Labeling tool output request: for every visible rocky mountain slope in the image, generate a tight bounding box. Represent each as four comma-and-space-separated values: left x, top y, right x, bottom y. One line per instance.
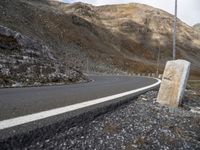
0, 0, 200, 83
0, 25, 87, 87
194, 23, 200, 32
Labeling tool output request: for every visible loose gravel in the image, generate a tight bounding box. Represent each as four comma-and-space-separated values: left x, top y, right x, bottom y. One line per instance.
2, 90, 200, 150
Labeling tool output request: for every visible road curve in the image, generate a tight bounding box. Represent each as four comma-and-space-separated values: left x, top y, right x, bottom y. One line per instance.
0, 75, 160, 136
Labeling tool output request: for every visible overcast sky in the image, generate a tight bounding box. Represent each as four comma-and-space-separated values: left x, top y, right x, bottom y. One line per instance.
61, 0, 200, 26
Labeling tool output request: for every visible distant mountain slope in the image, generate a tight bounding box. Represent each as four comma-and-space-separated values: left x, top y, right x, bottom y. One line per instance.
194, 23, 200, 32
0, 0, 200, 80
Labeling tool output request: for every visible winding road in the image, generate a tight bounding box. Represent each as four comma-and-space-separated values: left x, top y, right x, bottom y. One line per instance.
0, 75, 160, 139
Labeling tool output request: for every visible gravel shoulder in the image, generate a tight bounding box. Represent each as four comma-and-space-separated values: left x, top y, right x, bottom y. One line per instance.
1, 90, 200, 150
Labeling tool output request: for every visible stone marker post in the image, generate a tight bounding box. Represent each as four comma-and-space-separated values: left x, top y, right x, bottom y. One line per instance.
157, 59, 190, 107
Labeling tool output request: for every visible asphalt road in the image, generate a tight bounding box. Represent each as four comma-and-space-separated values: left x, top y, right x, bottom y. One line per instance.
0, 75, 159, 137
0, 75, 159, 121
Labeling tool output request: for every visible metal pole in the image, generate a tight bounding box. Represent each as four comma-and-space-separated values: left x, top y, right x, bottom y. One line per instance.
173, 0, 177, 60
156, 44, 160, 77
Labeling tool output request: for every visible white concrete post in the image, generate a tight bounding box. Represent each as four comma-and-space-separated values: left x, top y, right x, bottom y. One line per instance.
157, 59, 190, 107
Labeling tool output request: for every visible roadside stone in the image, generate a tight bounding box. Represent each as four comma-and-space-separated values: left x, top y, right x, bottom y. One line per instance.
157, 59, 191, 107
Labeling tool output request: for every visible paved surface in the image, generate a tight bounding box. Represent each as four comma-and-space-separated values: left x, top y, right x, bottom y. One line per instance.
8, 91, 198, 150
0, 75, 159, 140
0, 76, 157, 121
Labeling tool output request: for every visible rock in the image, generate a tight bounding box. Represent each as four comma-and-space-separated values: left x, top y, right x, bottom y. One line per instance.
0, 25, 88, 87
190, 107, 200, 114
12, 82, 22, 87
141, 97, 147, 101
157, 59, 191, 107
1, 0, 200, 79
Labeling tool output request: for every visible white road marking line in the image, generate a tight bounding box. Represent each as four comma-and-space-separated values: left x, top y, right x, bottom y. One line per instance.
0, 78, 161, 130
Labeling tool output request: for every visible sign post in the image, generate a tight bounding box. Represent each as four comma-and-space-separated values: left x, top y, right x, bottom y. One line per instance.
173, 0, 177, 60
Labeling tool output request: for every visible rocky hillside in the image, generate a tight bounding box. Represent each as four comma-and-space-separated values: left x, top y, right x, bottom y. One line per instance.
194, 23, 200, 32
0, 25, 87, 87
0, 0, 200, 81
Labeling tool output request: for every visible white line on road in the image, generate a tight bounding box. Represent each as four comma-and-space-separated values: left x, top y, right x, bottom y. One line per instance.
0, 78, 161, 130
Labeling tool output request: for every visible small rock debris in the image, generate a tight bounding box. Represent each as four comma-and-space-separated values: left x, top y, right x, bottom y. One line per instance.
1, 90, 199, 150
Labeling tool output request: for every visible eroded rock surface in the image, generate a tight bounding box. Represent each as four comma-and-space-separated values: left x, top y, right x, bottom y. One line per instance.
0, 25, 88, 87
1, 0, 200, 78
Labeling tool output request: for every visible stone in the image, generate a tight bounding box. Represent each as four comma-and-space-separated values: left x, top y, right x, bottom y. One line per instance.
0, 25, 88, 87
157, 59, 191, 107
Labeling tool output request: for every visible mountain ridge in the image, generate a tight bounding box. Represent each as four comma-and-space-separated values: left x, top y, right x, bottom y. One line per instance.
0, 0, 200, 85
194, 23, 200, 32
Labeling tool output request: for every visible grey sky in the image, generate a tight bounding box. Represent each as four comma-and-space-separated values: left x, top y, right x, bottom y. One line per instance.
63, 0, 200, 26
